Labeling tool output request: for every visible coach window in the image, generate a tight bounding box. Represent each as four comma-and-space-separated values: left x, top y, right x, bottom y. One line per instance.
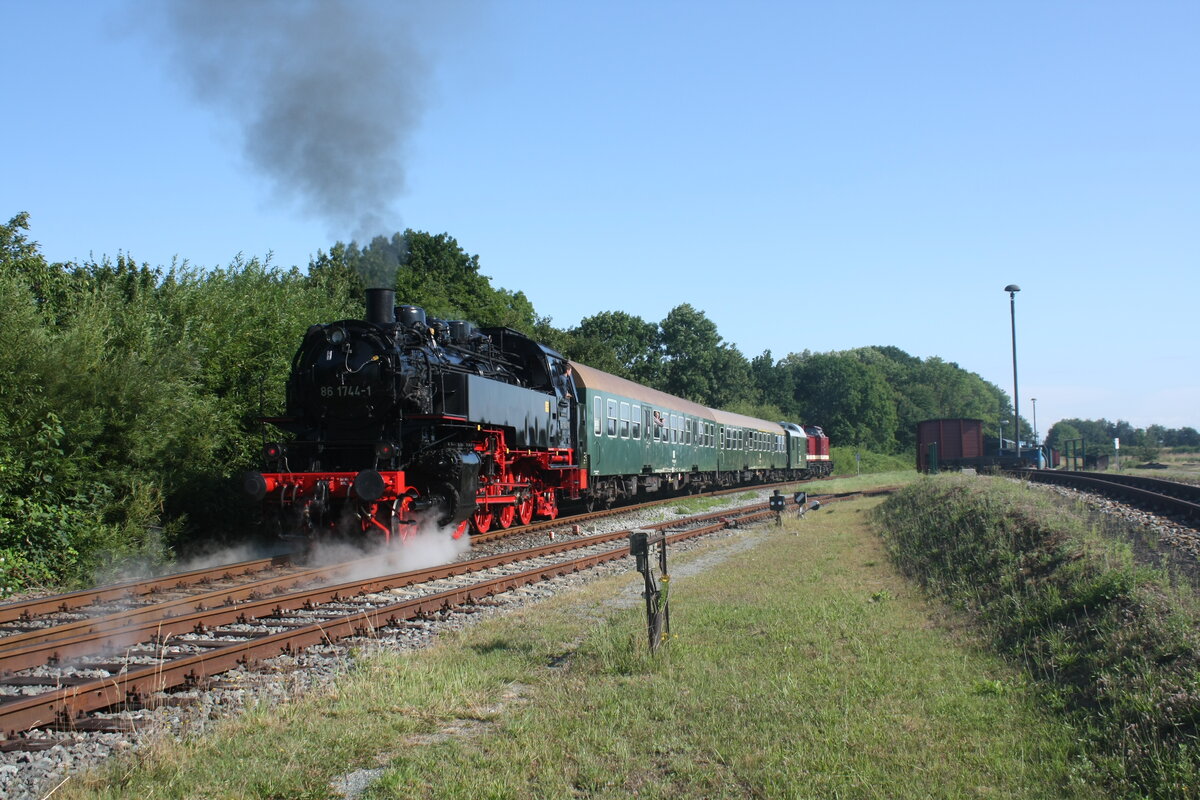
685, 418, 692, 445
672, 415, 680, 444
606, 399, 618, 437
620, 402, 630, 438
633, 405, 642, 439
593, 397, 602, 436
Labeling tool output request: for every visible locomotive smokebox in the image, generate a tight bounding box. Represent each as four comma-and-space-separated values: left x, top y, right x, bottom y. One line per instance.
365, 288, 396, 325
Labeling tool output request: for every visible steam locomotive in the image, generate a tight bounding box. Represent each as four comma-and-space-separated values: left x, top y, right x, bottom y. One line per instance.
244, 288, 831, 542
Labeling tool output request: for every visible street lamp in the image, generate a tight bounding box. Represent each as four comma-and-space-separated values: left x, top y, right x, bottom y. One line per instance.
1005, 284, 1021, 458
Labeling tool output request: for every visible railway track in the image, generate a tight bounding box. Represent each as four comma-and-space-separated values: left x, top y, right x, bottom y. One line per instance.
0, 489, 844, 746
0, 555, 303, 644
0, 477, 823, 650
1012, 469, 1200, 523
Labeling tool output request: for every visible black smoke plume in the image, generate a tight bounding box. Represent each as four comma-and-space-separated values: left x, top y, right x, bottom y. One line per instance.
148, 0, 429, 244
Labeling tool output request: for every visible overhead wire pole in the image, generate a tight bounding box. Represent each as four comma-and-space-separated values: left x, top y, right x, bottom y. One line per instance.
1005, 285, 1021, 460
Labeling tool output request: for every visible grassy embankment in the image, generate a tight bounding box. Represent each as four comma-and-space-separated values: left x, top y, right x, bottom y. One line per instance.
62, 472, 1104, 799
875, 475, 1200, 799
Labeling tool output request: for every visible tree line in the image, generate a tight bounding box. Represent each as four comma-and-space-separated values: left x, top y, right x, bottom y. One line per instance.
1, 213, 1190, 590
1046, 417, 1200, 464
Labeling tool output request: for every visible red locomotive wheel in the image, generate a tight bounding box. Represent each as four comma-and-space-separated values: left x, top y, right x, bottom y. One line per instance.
471, 507, 494, 534
517, 495, 535, 526
497, 504, 516, 529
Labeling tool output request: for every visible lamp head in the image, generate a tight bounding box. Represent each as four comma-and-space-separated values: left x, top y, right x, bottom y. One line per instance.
1004, 284, 1021, 293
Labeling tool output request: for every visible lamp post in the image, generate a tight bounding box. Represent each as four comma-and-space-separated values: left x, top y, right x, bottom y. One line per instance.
1004, 285, 1021, 458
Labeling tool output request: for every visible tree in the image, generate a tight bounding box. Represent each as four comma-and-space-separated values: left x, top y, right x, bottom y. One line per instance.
568, 311, 662, 384
0, 212, 67, 320
658, 304, 751, 408
782, 351, 898, 451
395, 231, 536, 332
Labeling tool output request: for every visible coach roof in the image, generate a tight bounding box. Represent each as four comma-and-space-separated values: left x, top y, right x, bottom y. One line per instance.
568, 362, 713, 418
708, 408, 786, 434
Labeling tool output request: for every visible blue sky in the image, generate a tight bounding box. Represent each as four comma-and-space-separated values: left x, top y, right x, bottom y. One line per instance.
4, 1, 1197, 434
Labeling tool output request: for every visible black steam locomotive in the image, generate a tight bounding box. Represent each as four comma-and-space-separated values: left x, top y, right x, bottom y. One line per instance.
244, 288, 579, 542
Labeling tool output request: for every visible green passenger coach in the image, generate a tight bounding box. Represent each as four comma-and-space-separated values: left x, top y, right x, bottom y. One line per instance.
568, 362, 821, 508
570, 362, 717, 507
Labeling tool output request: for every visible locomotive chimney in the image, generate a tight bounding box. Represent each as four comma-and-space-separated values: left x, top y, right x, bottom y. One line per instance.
365, 288, 396, 325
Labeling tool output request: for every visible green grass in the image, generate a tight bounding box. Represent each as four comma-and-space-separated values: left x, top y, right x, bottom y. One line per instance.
62, 481, 1099, 799
874, 475, 1200, 799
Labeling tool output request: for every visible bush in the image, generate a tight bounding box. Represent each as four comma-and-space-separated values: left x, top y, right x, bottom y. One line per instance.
830, 445, 910, 475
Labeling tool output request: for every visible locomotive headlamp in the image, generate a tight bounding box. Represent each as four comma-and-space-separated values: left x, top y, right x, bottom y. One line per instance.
375, 442, 397, 459
263, 442, 286, 460
329, 327, 347, 345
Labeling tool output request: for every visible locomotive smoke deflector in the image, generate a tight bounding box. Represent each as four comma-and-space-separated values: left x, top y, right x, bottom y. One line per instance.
365, 287, 396, 325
